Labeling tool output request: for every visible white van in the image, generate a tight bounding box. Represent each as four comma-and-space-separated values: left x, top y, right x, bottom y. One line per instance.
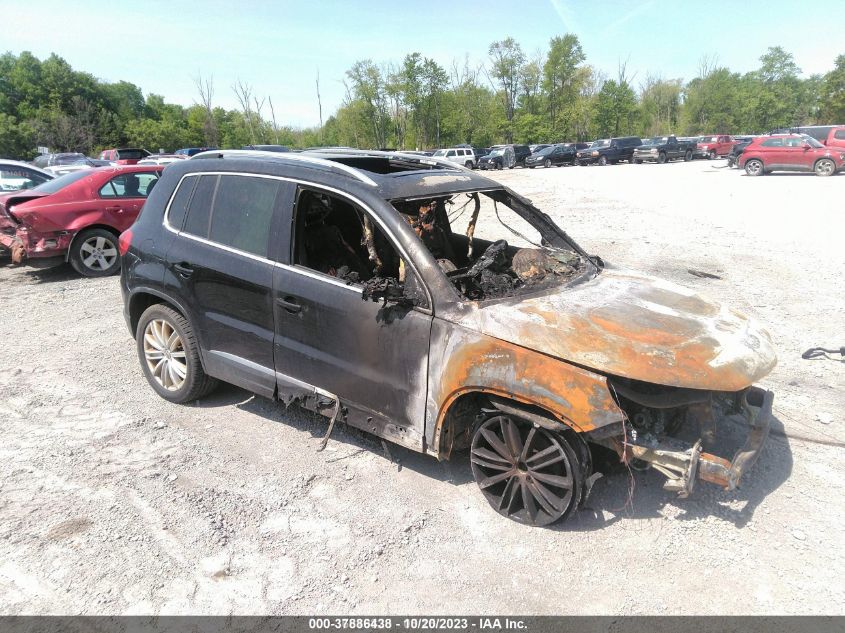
432, 147, 476, 169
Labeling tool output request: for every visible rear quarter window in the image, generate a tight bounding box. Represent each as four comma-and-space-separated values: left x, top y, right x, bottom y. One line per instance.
182, 175, 218, 238
834, 130, 845, 140
166, 175, 199, 231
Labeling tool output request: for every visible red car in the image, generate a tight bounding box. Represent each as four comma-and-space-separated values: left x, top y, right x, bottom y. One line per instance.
99, 148, 151, 165
823, 126, 845, 150
695, 134, 734, 159
739, 134, 845, 177
0, 165, 163, 276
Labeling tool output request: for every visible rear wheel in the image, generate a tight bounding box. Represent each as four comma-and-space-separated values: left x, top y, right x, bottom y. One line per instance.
464, 161, 473, 169
744, 159, 764, 176
136, 304, 218, 403
684, 149, 693, 161
633, 159, 642, 164
814, 158, 835, 177
470, 414, 584, 526
69, 228, 120, 277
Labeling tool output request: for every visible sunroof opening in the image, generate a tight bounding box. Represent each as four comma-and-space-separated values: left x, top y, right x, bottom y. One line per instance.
321, 155, 461, 175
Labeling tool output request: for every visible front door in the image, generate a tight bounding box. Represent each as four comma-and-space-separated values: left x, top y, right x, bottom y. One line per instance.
272, 185, 433, 450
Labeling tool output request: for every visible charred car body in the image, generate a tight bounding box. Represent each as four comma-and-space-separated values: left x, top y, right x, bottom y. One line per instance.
120, 149, 776, 526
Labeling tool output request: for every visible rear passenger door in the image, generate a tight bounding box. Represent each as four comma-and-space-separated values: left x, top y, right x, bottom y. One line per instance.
164, 173, 294, 398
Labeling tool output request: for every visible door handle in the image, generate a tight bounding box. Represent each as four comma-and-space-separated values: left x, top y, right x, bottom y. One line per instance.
277, 296, 302, 314
173, 263, 194, 278
105, 205, 123, 213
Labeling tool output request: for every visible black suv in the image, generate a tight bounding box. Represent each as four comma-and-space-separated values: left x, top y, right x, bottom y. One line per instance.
119, 149, 777, 527
576, 137, 642, 165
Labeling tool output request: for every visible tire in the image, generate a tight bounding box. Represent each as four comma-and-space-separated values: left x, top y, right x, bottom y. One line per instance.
69, 228, 121, 277
464, 161, 473, 169
136, 304, 218, 404
744, 159, 764, 176
657, 152, 667, 164
814, 158, 836, 177
544, 159, 552, 168
633, 159, 642, 164
598, 155, 608, 166
684, 150, 693, 162
470, 413, 584, 526
708, 150, 717, 160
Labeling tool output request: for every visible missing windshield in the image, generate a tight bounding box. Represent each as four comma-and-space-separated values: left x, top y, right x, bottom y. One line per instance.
392, 190, 586, 301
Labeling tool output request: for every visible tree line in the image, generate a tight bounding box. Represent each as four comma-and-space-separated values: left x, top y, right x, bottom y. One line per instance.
1, 37, 844, 160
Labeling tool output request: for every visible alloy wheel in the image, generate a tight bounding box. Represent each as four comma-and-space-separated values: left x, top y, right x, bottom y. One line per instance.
815, 159, 835, 177
470, 415, 579, 526
79, 235, 118, 272
142, 319, 187, 391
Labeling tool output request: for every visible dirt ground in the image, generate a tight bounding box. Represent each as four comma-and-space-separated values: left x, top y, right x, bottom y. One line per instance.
1, 159, 843, 616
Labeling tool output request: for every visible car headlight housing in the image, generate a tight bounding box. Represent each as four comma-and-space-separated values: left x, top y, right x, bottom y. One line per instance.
591, 150, 599, 156
650, 148, 658, 153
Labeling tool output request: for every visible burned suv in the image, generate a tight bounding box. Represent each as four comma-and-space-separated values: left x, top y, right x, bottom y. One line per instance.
120, 149, 776, 527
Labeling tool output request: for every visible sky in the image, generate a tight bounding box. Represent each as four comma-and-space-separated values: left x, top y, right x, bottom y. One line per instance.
3, 0, 843, 128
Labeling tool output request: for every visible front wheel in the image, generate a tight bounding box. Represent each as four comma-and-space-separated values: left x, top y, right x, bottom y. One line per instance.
544, 159, 552, 168
136, 304, 218, 403
815, 158, 836, 177
69, 228, 121, 277
657, 152, 667, 164
708, 150, 717, 160
470, 414, 584, 526
633, 159, 642, 164
744, 159, 764, 176
598, 155, 608, 166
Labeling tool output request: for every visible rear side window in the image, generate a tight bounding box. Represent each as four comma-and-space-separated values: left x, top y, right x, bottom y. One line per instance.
166, 175, 198, 230
835, 130, 845, 140
208, 175, 281, 257
761, 138, 784, 147
182, 175, 218, 238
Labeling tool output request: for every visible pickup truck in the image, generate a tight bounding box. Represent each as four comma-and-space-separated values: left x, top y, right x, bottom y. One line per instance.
632, 136, 696, 164
695, 134, 735, 159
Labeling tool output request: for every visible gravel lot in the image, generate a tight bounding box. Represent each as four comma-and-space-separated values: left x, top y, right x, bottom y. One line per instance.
1, 159, 843, 615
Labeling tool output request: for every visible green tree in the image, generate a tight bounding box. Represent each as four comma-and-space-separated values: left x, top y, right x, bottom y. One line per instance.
820, 54, 845, 122
488, 37, 525, 142
542, 34, 585, 139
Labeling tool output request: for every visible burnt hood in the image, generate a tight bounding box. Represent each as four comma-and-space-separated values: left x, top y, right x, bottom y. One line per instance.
456, 266, 777, 392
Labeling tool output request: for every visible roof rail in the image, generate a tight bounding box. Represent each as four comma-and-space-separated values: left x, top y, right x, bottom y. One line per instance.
190, 149, 379, 187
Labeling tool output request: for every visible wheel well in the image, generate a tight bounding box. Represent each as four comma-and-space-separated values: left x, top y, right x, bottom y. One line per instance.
66, 224, 121, 261
128, 292, 181, 337
436, 391, 580, 459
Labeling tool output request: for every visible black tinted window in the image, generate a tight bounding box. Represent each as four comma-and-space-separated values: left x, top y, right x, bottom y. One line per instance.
182, 175, 218, 238
209, 175, 280, 257
167, 175, 198, 230
31, 169, 89, 194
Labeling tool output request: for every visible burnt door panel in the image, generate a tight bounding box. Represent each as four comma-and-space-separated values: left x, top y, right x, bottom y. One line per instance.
272, 265, 432, 451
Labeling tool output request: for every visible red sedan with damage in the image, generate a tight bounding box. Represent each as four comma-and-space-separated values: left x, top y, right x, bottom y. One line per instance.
0, 165, 162, 276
